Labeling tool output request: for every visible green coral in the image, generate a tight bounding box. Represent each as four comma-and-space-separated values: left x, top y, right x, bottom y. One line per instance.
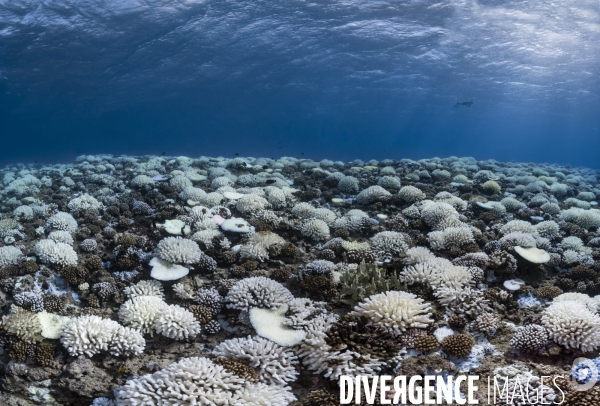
337, 261, 403, 306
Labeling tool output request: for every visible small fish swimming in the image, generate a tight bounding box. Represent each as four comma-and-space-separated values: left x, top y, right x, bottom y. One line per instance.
234, 153, 240, 156
265, 179, 276, 184
161, 151, 166, 155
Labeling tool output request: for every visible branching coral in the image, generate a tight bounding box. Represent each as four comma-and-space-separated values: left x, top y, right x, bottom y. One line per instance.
213, 336, 299, 385
226, 277, 294, 312
156, 236, 202, 264
353, 291, 433, 336
115, 357, 296, 406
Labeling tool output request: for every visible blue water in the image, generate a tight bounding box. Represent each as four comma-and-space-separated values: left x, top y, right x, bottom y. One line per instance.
1, 0, 599, 167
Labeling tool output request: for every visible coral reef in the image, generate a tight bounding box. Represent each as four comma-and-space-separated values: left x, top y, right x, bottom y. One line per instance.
0, 153, 598, 404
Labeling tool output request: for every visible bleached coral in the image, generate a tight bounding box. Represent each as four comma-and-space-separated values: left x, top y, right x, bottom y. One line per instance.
156, 237, 202, 264
353, 291, 433, 336
45, 211, 78, 232
33, 240, 78, 266
119, 296, 168, 335
355, 185, 392, 204
60, 315, 145, 357
559, 207, 600, 230
213, 336, 299, 385
191, 229, 224, 248
67, 194, 103, 212
236, 194, 270, 215
561, 236, 585, 251
420, 201, 461, 230
48, 230, 74, 245
542, 300, 600, 352
369, 231, 409, 254
0, 245, 24, 267
427, 226, 475, 250
299, 219, 330, 241
115, 357, 296, 406
402, 246, 435, 265
226, 277, 294, 312
13, 205, 34, 220
499, 232, 537, 250
535, 220, 560, 239
500, 220, 536, 235
153, 304, 202, 340
295, 313, 401, 381
123, 280, 165, 300
338, 176, 360, 193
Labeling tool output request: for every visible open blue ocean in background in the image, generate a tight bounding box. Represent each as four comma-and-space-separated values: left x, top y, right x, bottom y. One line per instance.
1, 0, 599, 167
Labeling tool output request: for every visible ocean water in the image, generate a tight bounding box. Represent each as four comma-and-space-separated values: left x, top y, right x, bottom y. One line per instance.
1, 0, 599, 167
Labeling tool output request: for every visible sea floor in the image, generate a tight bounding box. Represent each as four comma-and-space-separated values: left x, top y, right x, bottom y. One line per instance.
0, 154, 599, 405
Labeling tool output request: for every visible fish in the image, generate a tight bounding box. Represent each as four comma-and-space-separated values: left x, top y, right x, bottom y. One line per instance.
152, 174, 170, 182
265, 179, 277, 184
161, 151, 166, 155
234, 153, 240, 156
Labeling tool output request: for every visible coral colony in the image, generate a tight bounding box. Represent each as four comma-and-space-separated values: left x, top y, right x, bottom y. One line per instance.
0, 154, 599, 405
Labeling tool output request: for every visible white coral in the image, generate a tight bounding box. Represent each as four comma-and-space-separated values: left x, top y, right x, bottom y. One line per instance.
226, 277, 294, 312
299, 219, 330, 241
60, 315, 145, 357
48, 230, 74, 245
156, 237, 202, 264
355, 185, 392, 204
370, 231, 409, 254
119, 296, 168, 335
236, 194, 270, 214
213, 336, 299, 385
33, 240, 78, 266
123, 280, 165, 300
115, 357, 295, 406
427, 226, 474, 250
45, 211, 78, 232
353, 291, 433, 336
542, 300, 600, 352
153, 304, 201, 340
420, 201, 461, 230
0, 246, 24, 267
67, 194, 103, 212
